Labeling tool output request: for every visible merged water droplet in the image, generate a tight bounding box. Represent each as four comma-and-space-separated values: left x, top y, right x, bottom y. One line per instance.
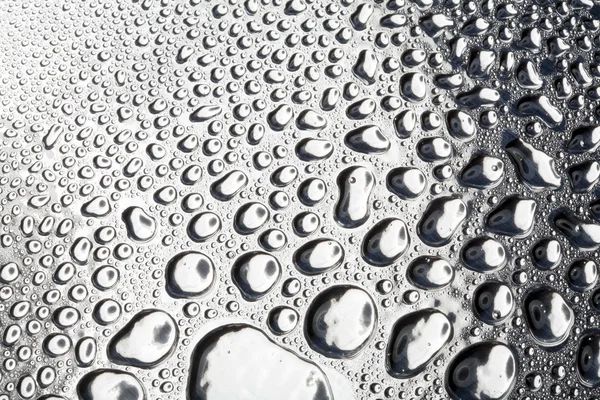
293, 238, 344, 275
362, 218, 410, 267
531, 238, 562, 271
188, 325, 332, 400
445, 341, 517, 400
472, 281, 515, 325
461, 237, 507, 274
334, 166, 375, 229
232, 252, 281, 302
567, 125, 600, 154
576, 331, 600, 388
77, 369, 145, 400
386, 309, 452, 378
233, 202, 269, 235
505, 138, 561, 191
165, 252, 216, 299
387, 168, 427, 200
417, 196, 467, 247
553, 210, 600, 251
210, 170, 249, 201
187, 212, 222, 242
305, 285, 377, 359
399, 72, 427, 102
268, 306, 300, 335
344, 126, 390, 155
406, 256, 454, 290
566, 259, 598, 293
122, 207, 156, 243
522, 286, 574, 347
108, 309, 178, 369
486, 196, 537, 238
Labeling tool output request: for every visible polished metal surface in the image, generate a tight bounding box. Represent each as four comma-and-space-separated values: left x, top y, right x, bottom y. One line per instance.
1, 0, 600, 399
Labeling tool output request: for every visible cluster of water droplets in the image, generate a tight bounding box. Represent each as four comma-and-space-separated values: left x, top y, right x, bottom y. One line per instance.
3, 0, 600, 399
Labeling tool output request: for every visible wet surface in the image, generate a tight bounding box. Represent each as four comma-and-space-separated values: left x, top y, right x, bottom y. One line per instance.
2, 0, 600, 399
